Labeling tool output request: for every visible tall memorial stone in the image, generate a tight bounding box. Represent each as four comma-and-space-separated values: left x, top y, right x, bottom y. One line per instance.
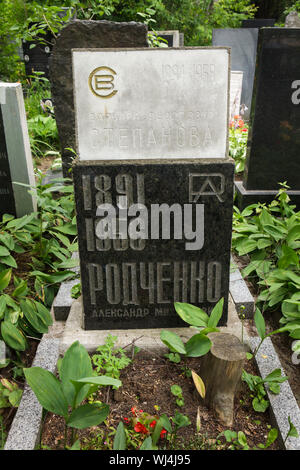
50, 20, 148, 177
212, 28, 258, 120
0, 83, 36, 218
72, 47, 234, 330
235, 28, 300, 208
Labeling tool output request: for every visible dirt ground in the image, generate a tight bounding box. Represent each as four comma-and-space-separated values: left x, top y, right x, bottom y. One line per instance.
41, 352, 280, 451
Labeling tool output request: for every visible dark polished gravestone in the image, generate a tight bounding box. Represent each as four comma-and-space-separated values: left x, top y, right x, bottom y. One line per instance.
212, 28, 258, 120
235, 28, 300, 209
242, 19, 275, 28
0, 83, 36, 218
50, 20, 148, 177
73, 160, 234, 330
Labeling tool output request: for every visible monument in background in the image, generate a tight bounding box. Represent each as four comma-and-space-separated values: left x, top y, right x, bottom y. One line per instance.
235, 28, 300, 209
0, 82, 36, 218
212, 28, 258, 120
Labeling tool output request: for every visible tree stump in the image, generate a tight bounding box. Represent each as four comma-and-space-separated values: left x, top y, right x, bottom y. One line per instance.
199, 332, 246, 427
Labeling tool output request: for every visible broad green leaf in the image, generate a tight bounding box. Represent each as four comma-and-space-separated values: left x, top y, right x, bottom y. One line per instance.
20, 300, 48, 334
70, 439, 81, 450
1, 321, 27, 351
263, 224, 286, 241
254, 308, 266, 340
34, 301, 53, 327
185, 334, 211, 357
140, 436, 153, 450
264, 428, 278, 448
0, 245, 10, 257
73, 376, 122, 388
24, 367, 68, 418
60, 341, 93, 407
0, 269, 12, 291
287, 416, 299, 439
287, 225, 300, 244
235, 239, 257, 255
113, 422, 126, 450
67, 403, 109, 429
252, 397, 269, 413
0, 255, 17, 268
191, 370, 206, 398
174, 302, 209, 327
160, 330, 186, 355
208, 298, 224, 327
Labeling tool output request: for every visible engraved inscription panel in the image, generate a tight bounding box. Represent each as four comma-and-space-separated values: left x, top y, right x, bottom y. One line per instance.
73, 48, 229, 160
74, 161, 234, 330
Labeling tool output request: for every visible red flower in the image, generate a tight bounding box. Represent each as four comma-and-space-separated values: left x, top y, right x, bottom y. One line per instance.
134, 422, 148, 434
242, 128, 248, 132
238, 119, 244, 128
150, 420, 157, 429
131, 406, 137, 415
123, 417, 130, 424
160, 429, 167, 438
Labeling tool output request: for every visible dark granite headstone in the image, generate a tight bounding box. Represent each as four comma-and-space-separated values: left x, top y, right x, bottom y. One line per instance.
235, 28, 300, 208
242, 19, 275, 28
73, 160, 234, 330
50, 20, 148, 176
0, 108, 15, 215
212, 28, 258, 120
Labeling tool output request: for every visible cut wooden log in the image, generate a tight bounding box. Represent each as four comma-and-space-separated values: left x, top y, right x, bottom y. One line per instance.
199, 332, 246, 427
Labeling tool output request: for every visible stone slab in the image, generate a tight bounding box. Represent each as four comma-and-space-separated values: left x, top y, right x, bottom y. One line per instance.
53, 252, 80, 321
212, 28, 258, 120
60, 294, 245, 354
229, 257, 254, 318
4, 337, 60, 450
230, 71, 243, 118
73, 159, 234, 330
243, 28, 300, 193
235, 180, 300, 211
72, 47, 230, 161
0, 82, 36, 217
50, 20, 149, 176
248, 336, 300, 450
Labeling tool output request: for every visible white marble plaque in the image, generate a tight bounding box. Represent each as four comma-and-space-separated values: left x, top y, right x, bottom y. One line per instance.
230, 71, 243, 118
73, 48, 229, 161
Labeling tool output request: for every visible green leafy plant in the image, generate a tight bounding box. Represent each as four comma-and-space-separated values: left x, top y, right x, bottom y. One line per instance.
284, 416, 299, 444
242, 368, 288, 413
229, 117, 248, 173
0, 378, 22, 408
92, 334, 132, 382
24, 340, 121, 448
218, 427, 278, 450
161, 298, 224, 360
170, 384, 184, 407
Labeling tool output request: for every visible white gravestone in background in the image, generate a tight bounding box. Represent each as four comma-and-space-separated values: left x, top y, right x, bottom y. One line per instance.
72, 48, 230, 161
230, 71, 243, 118
0, 82, 36, 217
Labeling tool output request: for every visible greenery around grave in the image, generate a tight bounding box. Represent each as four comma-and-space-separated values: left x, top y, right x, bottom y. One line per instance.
0, 0, 300, 451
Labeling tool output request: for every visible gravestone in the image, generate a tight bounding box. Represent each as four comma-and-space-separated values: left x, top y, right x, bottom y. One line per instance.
230, 71, 243, 118
212, 28, 258, 120
242, 19, 275, 28
72, 47, 234, 330
50, 20, 148, 177
157, 30, 180, 47
0, 83, 36, 218
22, 8, 75, 79
235, 28, 300, 209
285, 11, 300, 28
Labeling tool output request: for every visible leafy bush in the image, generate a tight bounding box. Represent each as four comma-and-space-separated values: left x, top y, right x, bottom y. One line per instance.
232, 184, 300, 341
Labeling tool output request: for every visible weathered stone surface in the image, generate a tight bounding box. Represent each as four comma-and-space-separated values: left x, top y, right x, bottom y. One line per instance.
242, 18, 275, 28
236, 28, 300, 209
212, 28, 258, 120
50, 20, 148, 176
285, 11, 300, 28
0, 82, 36, 217
4, 337, 60, 450
73, 47, 230, 161
73, 159, 234, 330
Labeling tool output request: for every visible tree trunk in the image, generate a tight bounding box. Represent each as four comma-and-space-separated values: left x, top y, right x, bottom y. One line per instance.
199, 332, 246, 427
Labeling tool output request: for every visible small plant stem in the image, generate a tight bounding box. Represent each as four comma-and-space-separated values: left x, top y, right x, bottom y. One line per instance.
64, 424, 68, 449
253, 337, 265, 357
